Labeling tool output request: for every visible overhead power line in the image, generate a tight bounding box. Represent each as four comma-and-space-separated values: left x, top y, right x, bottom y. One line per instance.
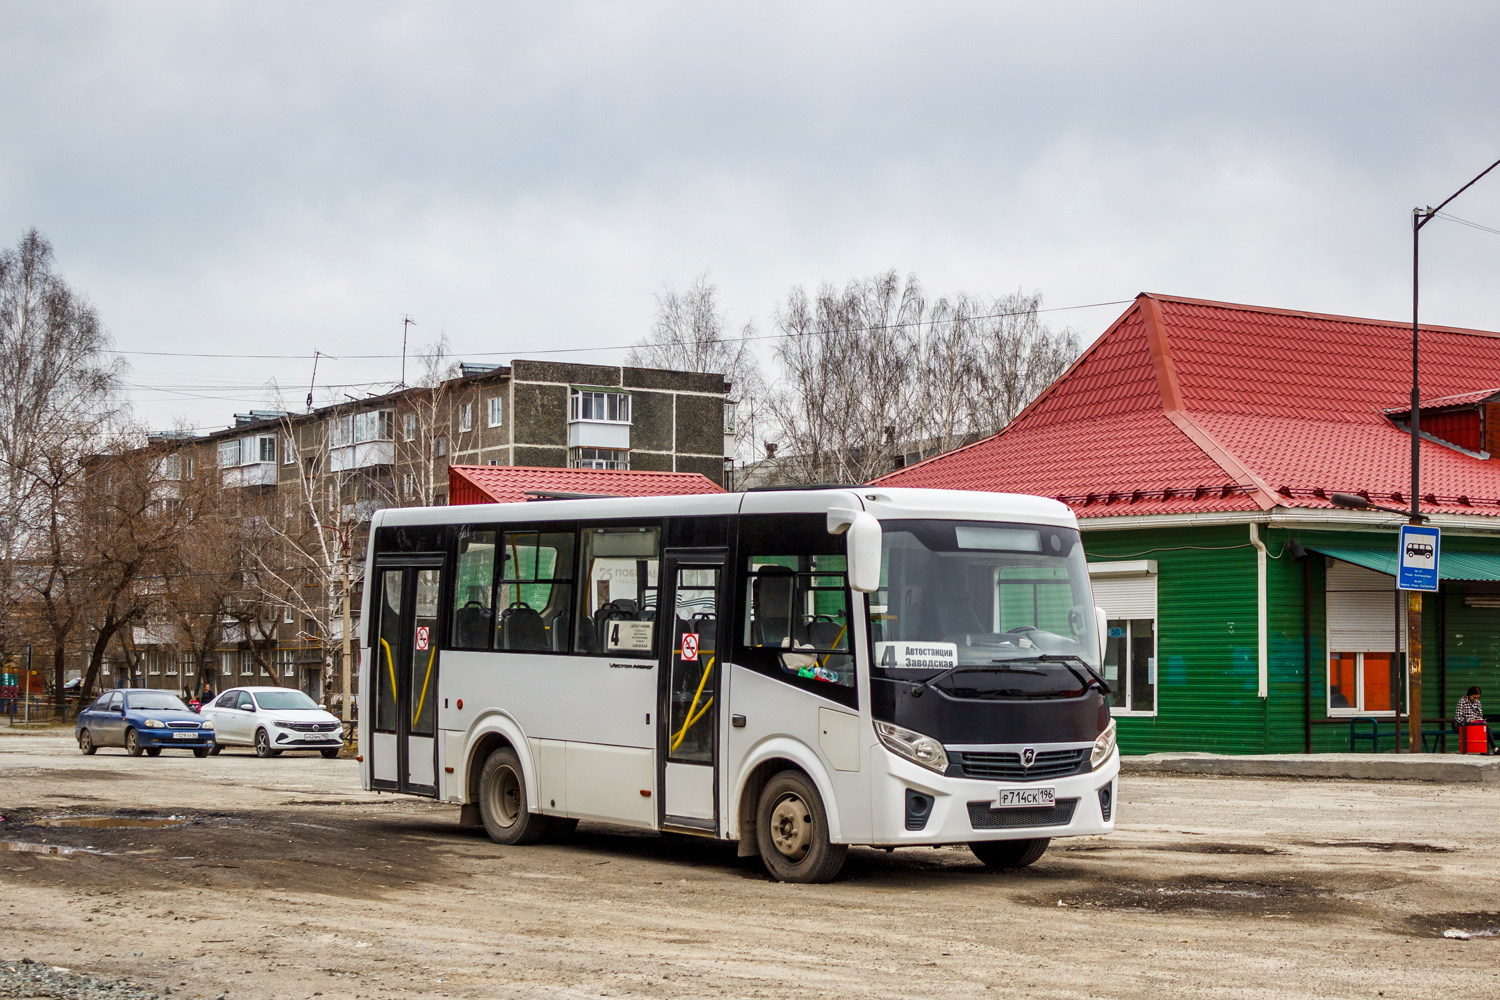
101, 298, 1134, 361
1435, 211, 1500, 238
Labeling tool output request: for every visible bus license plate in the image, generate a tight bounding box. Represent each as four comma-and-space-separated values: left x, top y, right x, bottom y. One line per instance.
994, 787, 1055, 809
172, 732, 197, 739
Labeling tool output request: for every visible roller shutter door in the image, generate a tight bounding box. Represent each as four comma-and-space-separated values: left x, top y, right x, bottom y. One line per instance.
1089, 572, 1157, 619
1326, 558, 1404, 653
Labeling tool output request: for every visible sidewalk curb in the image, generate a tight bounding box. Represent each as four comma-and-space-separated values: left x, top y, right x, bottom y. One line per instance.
1122, 752, 1500, 783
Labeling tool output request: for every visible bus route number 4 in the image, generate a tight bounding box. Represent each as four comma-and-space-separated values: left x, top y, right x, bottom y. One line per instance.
415, 626, 430, 651
681, 633, 699, 662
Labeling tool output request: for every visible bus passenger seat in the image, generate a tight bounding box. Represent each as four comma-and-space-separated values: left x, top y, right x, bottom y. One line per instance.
502, 603, 548, 651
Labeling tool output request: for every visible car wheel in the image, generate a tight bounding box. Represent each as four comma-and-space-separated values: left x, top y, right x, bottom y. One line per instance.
970, 837, 1050, 869
79, 729, 96, 755
193, 747, 210, 758
145, 747, 161, 757
320, 748, 340, 759
209, 744, 223, 756
477, 747, 550, 845
254, 728, 280, 758
755, 770, 847, 883
125, 728, 143, 757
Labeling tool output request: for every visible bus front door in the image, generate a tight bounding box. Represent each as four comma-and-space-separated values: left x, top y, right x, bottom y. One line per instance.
658, 552, 725, 833
370, 562, 442, 796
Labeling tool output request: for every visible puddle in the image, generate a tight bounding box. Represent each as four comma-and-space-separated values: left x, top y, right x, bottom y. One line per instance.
1, 840, 100, 856
34, 814, 190, 829
1033, 874, 1333, 916
1299, 840, 1452, 854
1405, 911, 1500, 940
1152, 843, 1286, 856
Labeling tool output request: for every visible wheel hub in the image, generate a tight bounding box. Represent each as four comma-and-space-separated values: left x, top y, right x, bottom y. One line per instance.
488, 765, 520, 827
769, 793, 811, 861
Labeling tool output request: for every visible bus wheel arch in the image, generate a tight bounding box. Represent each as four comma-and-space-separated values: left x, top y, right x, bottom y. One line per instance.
463, 715, 535, 807
734, 748, 842, 858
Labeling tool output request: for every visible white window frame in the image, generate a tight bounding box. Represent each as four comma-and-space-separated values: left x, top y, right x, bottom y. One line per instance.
569, 389, 632, 424
1088, 560, 1159, 718
282, 435, 295, 465
258, 436, 276, 463
570, 447, 629, 470
1325, 558, 1404, 718
434, 435, 448, 457
403, 412, 416, 442
458, 403, 473, 433
1104, 618, 1158, 716
283, 606, 294, 624
1326, 650, 1398, 718
487, 396, 503, 428
218, 439, 240, 467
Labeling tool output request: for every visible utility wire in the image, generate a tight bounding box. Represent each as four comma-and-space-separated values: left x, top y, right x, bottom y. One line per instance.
1435, 211, 1500, 238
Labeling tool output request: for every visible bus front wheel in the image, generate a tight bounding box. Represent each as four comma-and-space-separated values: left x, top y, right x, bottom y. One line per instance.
478, 747, 551, 846
970, 837, 1049, 869
755, 770, 846, 884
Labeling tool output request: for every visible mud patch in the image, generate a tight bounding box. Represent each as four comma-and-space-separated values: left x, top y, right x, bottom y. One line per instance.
1150, 842, 1286, 856
1299, 840, 1453, 853
1028, 872, 1344, 917
1403, 911, 1500, 940
34, 814, 191, 829
1, 840, 100, 856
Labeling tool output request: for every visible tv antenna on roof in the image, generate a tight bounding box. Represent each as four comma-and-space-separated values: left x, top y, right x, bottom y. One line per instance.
307, 350, 338, 411
401, 315, 418, 387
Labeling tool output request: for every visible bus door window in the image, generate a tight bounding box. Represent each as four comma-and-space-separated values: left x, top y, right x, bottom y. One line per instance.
575, 525, 661, 655
496, 530, 575, 652
410, 569, 441, 738
374, 569, 403, 733
451, 528, 497, 650
734, 513, 858, 709
667, 566, 720, 762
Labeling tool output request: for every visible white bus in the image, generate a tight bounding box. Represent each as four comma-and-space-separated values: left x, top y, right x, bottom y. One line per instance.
358, 486, 1118, 883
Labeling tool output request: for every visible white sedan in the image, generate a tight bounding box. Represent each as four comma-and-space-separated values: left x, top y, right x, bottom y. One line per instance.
199, 686, 345, 758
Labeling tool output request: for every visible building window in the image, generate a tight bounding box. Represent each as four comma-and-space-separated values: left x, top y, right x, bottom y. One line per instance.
284, 606, 294, 624
403, 472, 417, 498
487, 396, 503, 428
569, 389, 631, 424
218, 439, 241, 467
283, 436, 295, 465
434, 435, 448, 457
458, 403, 472, 433
240, 651, 254, 676
1326, 558, 1403, 717
403, 412, 416, 442
259, 436, 276, 462
1104, 619, 1156, 714
725, 400, 737, 435
570, 447, 628, 470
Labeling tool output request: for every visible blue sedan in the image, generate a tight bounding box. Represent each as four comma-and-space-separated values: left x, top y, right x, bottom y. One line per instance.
76, 688, 216, 758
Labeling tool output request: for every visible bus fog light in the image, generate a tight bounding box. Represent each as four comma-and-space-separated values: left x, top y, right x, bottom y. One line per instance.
1091, 719, 1117, 770
875, 721, 948, 774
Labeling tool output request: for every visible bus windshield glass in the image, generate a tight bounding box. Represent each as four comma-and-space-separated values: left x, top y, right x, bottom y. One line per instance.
869, 520, 1100, 695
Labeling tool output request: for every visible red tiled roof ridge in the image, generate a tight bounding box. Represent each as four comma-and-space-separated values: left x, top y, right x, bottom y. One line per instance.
1163, 411, 1278, 510
1143, 291, 1500, 340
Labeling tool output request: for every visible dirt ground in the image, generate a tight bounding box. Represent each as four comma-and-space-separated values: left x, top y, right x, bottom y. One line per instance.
2, 728, 1499, 1000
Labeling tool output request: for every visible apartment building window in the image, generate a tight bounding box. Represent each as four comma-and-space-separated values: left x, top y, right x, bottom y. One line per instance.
570, 389, 631, 424
258, 436, 276, 462
282, 435, 295, 464
403, 413, 416, 442
434, 435, 448, 457
403, 472, 418, 498
725, 400, 738, 435
570, 447, 629, 470
183, 455, 195, 479
487, 396, 503, 428
218, 440, 241, 467
283, 606, 294, 624
459, 403, 473, 433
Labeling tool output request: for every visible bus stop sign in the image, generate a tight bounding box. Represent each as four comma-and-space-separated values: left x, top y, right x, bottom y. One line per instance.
1398, 524, 1440, 592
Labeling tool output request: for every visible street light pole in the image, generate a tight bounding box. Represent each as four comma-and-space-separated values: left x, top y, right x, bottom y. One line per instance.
1407, 156, 1500, 752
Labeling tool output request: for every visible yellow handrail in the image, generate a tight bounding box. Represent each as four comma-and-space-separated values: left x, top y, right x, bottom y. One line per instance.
412, 643, 437, 728
380, 638, 397, 700
817, 624, 849, 669
670, 653, 715, 753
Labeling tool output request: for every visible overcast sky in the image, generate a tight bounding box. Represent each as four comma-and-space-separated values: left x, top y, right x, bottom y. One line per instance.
4, 2, 1500, 431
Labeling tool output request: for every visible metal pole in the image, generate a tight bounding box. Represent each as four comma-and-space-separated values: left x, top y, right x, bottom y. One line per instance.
341, 556, 353, 727
1408, 210, 1423, 752
24, 645, 31, 725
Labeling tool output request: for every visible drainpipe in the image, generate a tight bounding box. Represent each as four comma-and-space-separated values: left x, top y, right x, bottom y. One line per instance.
1249, 524, 1269, 699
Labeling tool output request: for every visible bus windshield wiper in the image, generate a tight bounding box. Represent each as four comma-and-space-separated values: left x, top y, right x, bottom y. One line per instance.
1019, 653, 1111, 694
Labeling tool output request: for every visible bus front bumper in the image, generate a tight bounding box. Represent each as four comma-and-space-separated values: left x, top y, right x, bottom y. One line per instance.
866, 746, 1120, 845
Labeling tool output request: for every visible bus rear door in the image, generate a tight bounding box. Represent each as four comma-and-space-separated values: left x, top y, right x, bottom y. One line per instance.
369, 558, 443, 795
658, 549, 726, 833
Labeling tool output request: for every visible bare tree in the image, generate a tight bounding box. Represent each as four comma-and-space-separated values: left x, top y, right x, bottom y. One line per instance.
764, 272, 1080, 485
627, 275, 766, 464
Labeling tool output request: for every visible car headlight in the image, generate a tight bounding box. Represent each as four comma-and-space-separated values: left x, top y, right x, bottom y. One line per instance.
144, 718, 165, 729
875, 721, 949, 774
1091, 719, 1117, 769
200, 720, 214, 731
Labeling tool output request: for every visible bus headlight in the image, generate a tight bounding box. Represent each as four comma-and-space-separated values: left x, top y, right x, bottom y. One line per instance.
144, 718, 165, 729
1091, 719, 1117, 769
875, 721, 948, 774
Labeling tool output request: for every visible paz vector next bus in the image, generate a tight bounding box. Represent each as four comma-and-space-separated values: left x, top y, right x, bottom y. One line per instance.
358, 487, 1118, 883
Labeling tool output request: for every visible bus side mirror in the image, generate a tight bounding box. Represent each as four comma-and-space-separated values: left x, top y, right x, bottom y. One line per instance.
1095, 606, 1109, 661
828, 508, 882, 593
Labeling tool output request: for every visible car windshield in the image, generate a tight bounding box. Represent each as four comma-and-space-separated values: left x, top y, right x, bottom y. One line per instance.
127, 693, 189, 712
868, 519, 1100, 697
254, 690, 319, 711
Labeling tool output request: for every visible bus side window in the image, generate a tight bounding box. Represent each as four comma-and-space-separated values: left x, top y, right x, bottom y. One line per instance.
735, 514, 857, 709
574, 525, 660, 655
451, 527, 497, 650
496, 529, 576, 654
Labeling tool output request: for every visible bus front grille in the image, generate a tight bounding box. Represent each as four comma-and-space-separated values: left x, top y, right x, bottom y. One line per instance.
952, 749, 1087, 781
967, 798, 1078, 829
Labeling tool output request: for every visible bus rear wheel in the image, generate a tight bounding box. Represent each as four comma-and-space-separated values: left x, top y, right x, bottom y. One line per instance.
970, 837, 1049, 869
478, 747, 550, 845
755, 770, 846, 884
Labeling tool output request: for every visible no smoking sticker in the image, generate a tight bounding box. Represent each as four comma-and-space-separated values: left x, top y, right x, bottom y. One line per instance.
681, 633, 699, 662
415, 626, 430, 651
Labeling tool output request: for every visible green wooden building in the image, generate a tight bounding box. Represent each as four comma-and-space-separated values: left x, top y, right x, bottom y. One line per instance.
876, 293, 1500, 753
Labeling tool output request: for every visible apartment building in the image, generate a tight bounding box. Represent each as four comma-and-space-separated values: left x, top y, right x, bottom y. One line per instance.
113, 360, 733, 701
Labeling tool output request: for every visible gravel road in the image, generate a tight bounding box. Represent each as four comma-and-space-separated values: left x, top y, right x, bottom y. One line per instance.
2, 728, 1498, 999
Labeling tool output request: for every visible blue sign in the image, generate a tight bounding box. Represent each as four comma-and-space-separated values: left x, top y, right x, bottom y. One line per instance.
1398, 524, 1440, 592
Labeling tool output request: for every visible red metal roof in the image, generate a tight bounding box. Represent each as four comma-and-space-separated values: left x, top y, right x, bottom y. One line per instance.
449, 465, 724, 506
872, 293, 1500, 518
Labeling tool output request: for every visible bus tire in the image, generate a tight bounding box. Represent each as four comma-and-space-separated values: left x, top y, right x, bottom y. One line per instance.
478, 747, 550, 845
549, 817, 579, 839
755, 770, 846, 884
970, 837, 1049, 869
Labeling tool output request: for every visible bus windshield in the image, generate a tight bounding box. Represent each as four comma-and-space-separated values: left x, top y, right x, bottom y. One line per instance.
869, 520, 1100, 692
